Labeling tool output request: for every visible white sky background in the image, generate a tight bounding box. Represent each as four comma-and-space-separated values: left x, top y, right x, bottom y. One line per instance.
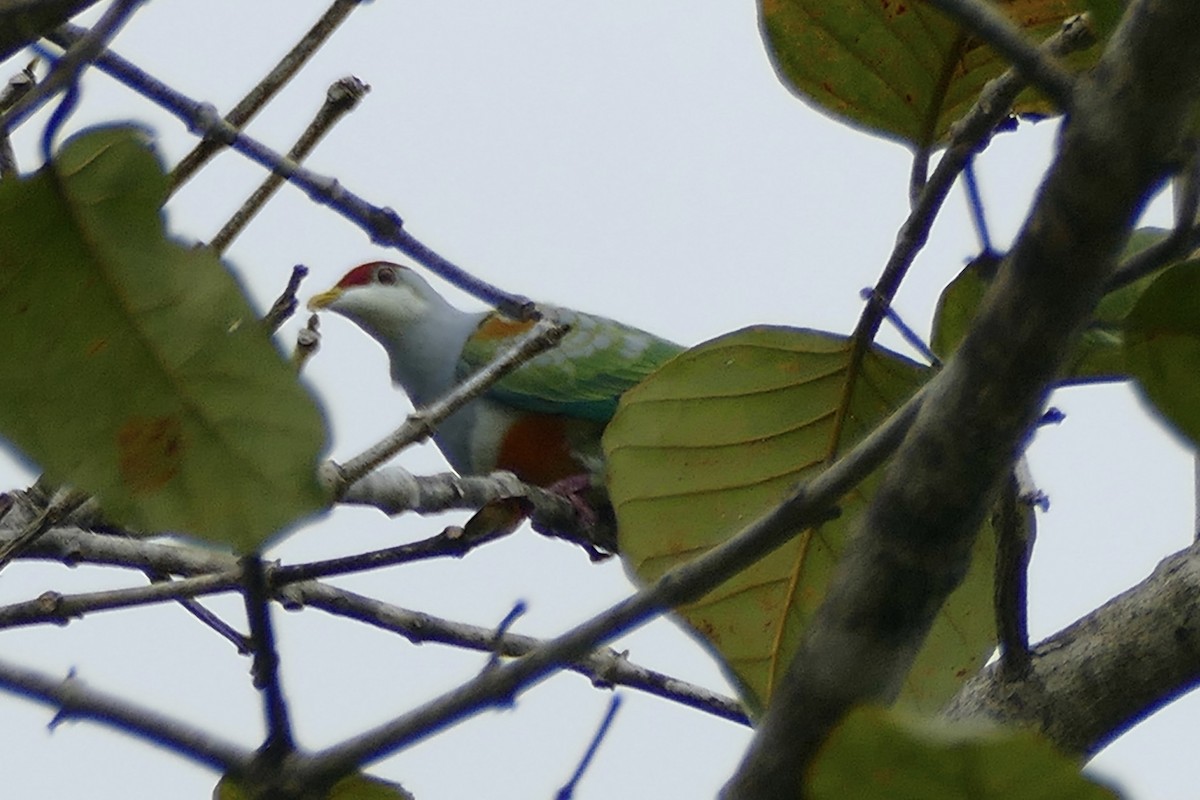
0, 2, 1195, 798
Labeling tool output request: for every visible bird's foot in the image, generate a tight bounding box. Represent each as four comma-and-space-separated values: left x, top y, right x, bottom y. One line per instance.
536, 474, 616, 560
546, 474, 597, 524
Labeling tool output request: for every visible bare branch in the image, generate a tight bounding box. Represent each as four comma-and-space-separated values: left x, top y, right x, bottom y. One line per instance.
0, 485, 90, 571
0, 520, 749, 725
242, 555, 296, 760
993, 472, 1034, 679
556, 695, 622, 799
340, 466, 604, 553
284, 581, 750, 725
944, 540, 1200, 756
210, 77, 370, 255
262, 265, 310, 334
166, 0, 368, 192
0, 657, 253, 772
0, 569, 240, 628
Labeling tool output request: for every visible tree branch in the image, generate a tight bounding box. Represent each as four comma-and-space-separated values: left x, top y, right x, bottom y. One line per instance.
724, 2, 1200, 796
339, 466, 606, 555
944, 540, 1200, 756
209, 76, 369, 255
284, 581, 750, 726
0, 519, 749, 725
165, 0, 368, 192
0, 657, 253, 772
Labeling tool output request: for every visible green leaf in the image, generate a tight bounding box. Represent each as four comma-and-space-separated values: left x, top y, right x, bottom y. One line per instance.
1125, 259, 1200, 448
216, 772, 414, 800
758, 0, 1101, 146
930, 252, 999, 362
0, 126, 329, 551
931, 229, 1171, 383
604, 326, 996, 714
808, 706, 1121, 799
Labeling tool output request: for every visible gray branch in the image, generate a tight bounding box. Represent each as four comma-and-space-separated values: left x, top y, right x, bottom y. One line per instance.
944, 540, 1200, 755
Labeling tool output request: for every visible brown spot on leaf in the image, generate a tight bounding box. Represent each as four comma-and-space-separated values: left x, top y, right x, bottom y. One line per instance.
85, 338, 108, 357
117, 415, 184, 493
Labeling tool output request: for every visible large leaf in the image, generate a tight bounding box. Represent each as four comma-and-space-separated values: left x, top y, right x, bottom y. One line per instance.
0, 126, 329, 551
1124, 259, 1200, 448
759, 0, 1099, 146
808, 706, 1120, 799
605, 326, 996, 714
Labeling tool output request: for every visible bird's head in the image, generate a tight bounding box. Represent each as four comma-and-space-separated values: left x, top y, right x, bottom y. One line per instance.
308, 261, 447, 338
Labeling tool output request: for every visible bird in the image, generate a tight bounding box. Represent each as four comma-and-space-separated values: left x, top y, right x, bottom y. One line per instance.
307, 261, 684, 491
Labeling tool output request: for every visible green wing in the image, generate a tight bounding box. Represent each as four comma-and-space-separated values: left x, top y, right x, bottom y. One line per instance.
458, 306, 684, 422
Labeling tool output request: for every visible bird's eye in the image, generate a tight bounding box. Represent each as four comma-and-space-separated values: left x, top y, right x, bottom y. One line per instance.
376, 265, 399, 285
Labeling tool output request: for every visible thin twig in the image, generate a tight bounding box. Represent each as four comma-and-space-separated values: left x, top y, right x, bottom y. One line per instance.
330, 318, 570, 489
167, 0, 367, 192
210, 77, 370, 255
0, 526, 751, 727
963, 159, 993, 252
263, 265, 310, 334
293, 313, 321, 370
835, 15, 1094, 456
556, 695, 622, 800
0, 569, 241, 628
0, 657, 253, 772
270, 522, 521, 585
241, 554, 295, 760
858, 288, 940, 366
44, 23, 535, 317
858, 15, 1094, 348
140, 569, 251, 653
340, 467, 589, 544
484, 601, 528, 672
925, 0, 1077, 111
993, 472, 1033, 679
285, 581, 750, 726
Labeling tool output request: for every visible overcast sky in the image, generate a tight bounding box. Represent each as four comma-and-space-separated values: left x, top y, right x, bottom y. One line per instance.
0, 2, 1194, 798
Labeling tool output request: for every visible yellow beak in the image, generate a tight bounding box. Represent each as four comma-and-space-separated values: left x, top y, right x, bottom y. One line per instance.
307, 286, 343, 311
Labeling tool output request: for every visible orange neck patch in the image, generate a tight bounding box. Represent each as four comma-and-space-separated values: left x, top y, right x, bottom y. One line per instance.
475, 313, 537, 341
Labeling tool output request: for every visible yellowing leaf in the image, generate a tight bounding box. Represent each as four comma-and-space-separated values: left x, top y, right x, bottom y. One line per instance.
808, 706, 1120, 799
0, 126, 329, 551
604, 327, 996, 714
759, 0, 1098, 146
